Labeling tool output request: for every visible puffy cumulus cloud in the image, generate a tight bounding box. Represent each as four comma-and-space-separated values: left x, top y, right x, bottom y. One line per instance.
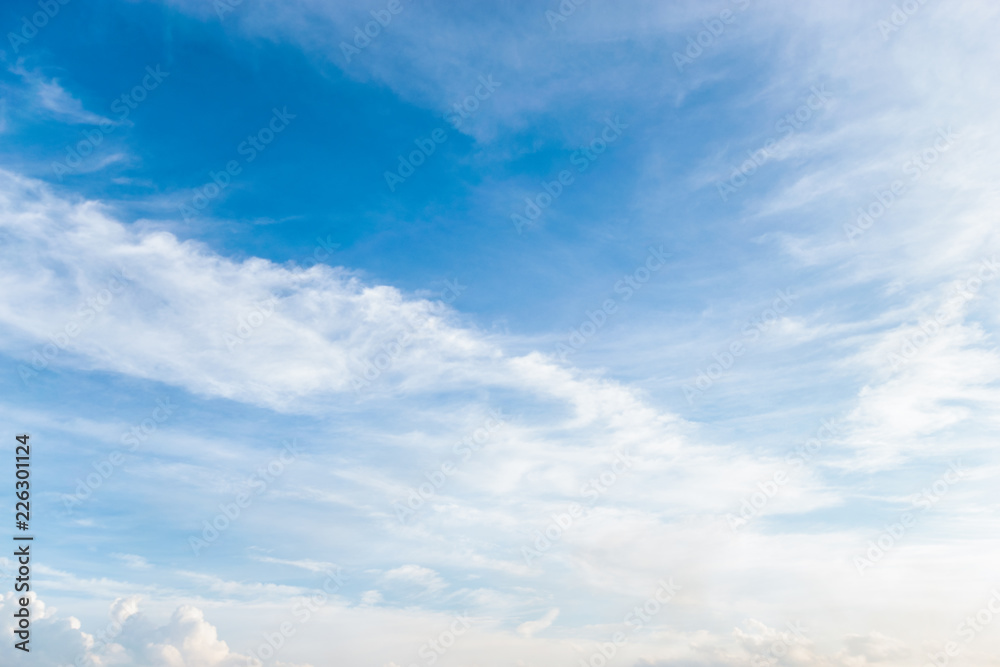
0, 592, 291, 667
0, 592, 94, 665
138, 605, 250, 666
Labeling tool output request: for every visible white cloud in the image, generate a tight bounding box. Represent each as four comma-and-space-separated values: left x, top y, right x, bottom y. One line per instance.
516, 608, 559, 638
0, 593, 265, 667
115, 553, 154, 570
4, 2, 1000, 663
9, 63, 112, 125
380, 564, 447, 594
139, 605, 252, 666
248, 553, 340, 574
360, 590, 383, 606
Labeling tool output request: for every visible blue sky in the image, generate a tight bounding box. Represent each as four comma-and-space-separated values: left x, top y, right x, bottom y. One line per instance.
1, 1, 999, 666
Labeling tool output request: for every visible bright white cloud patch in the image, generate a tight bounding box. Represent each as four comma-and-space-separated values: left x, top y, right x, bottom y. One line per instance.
0, 594, 267, 666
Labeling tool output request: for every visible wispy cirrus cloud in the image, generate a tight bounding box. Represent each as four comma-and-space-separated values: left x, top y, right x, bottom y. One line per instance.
8, 62, 113, 125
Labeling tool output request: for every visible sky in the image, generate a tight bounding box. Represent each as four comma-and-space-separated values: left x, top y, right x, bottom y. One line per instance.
1, 0, 999, 665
